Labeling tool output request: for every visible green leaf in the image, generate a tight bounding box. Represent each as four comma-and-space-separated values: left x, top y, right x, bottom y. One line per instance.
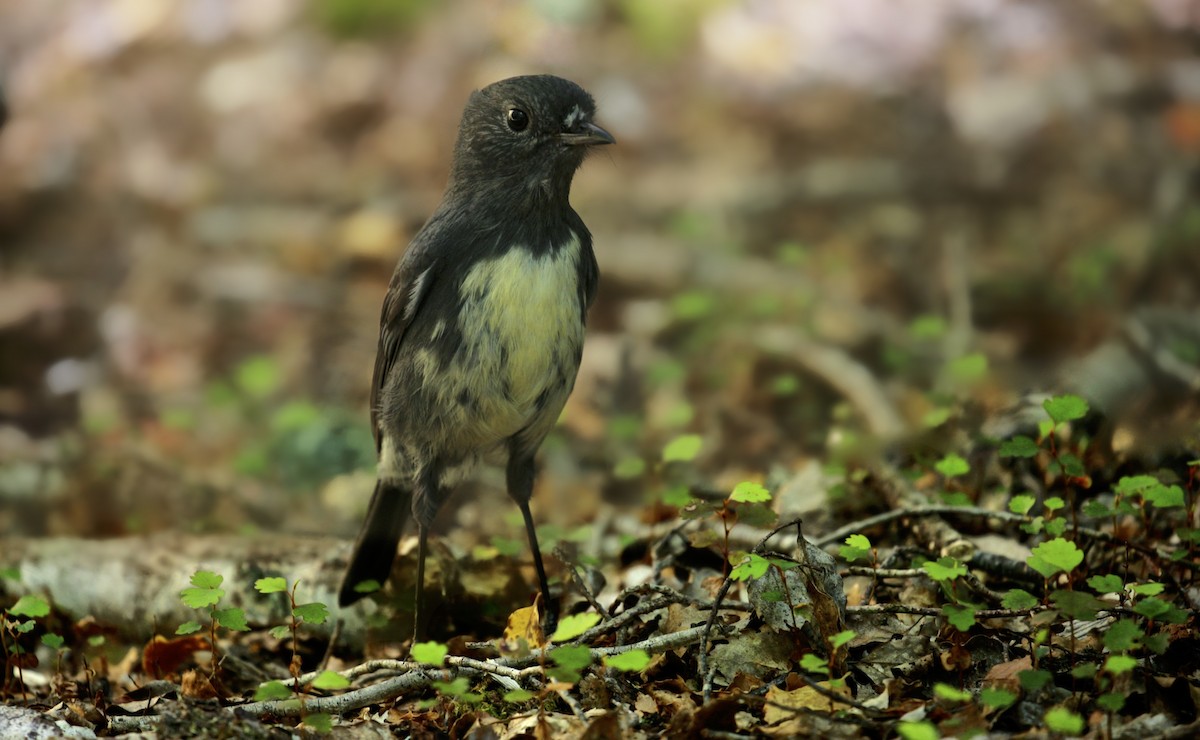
41, 633, 65, 650
547, 644, 593, 683
552, 612, 601, 642
733, 501, 777, 528
1043, 394, 1088, 424
0, 566, 20, 581
176, 621, 203, 635
236, 355, 282, 399
896, 720, 940, 740
943, 603, 976, 632
293, 602, 329, 625
255, 577, 288, 594
269, 625, 291, 640
661, 485, 693, 507
1028, 538, 1083, 577
603, 649, 651, 672
1131, 582, 1164, 597
433, 677, 471, 696
909, 315, 947, 340
980, 687, 1017, 710
922, 557, 967, 582
840, 534, 872, 563
999, 436, 1039, 458
613, 456, 646, 480
1087, 575, 1123, 594
829, 630, 856, 650
948, 352, 989, 383
671, 291, 716, 320
1009, 495, 1036, 515
1104, 655, 1137, 675
799, 653, 828, 674
181, 571, 225, 608
503, 689, 536, 703
730, 553, 770, 581
1097, 692, 1125, 713
1145, 484, 1185, 508
1043, 706, 1083, 734
1103, 619, 1143, 652
8, 594, 50, 618
302, 712, 333, 733
411, 641, 448, 666
214, 607, 250, 632
311, 670, 350, 690
935, 454, 970, 478
1001, 589, 1039, 611
1049, 590, 1105, 621
1071, 664, 1097, 680
1044, 496, 1065, 511
1018, 669, 1052, 692
352, 579, 382, 595
254, 680, 292, 702
1134, 597, 1172, 620
933, 683, 972, 702
662, 434, 703, 462
729, 481, 771, 503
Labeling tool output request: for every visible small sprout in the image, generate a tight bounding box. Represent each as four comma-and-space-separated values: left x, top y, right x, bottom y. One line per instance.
933, 683, 972, 702
980, 687, 1017, 710
547, 644, 593, 683
896, 720, 939, 740
552, 612, 601, 642
301, 712, 333, 733
1043, 394, 1088, 424
1001, 589, 1039, 611
1018, 669, 1052, 691
1009, 495, 1036, 515
180, 571, 225, 608
1043, 706, 1084, 735
603, 649, 651, 672
1087, 574, 1122, 594
662, 434, 703, 463
935, 454, 970, 478
254, 680, 292, 701
214, 607, 250, 632
311, 670, 350, 691
411, 641, 448, 666
839, 534, 872, 563
8, 595, 50, 618
503, 689, 536, 703
294, 602, 329, 625
730, 553, 769, 581
943, 603, 977, 632
255, 577, 288, 594
729, 481, 771, 503
1027, 538, 1083, 578
999, 435, 1039, 458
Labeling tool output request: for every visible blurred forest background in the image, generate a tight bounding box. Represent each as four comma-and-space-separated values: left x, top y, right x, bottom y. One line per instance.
2, 0, 1199, 554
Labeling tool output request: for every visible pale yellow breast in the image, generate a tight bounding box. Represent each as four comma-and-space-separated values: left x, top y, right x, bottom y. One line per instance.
455, 234, 584, 438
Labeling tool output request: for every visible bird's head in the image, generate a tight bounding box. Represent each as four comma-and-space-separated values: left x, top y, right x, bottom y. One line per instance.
449, 75, 614, 202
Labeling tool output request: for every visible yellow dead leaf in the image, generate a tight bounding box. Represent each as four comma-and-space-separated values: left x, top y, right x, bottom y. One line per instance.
764, 682, 851, 723
502, 600, 546, 652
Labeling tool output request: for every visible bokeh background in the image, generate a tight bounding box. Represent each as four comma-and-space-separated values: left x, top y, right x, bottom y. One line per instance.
2, 0, 1198, 553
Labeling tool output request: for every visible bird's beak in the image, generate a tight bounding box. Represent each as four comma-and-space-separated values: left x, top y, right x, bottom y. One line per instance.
560, 120, 615, 147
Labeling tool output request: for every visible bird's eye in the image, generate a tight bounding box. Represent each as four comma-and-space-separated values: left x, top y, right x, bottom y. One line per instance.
506, 108, 529, 132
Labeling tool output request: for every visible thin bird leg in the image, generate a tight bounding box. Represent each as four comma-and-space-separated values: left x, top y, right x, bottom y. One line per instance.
519, 501, 556, 636
413, 524, 429, 643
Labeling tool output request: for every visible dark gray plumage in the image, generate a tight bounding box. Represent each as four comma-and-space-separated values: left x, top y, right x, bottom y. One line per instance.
338, 75, 613, 638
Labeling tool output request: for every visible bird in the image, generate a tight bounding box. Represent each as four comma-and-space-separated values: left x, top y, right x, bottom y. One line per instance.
337, 75, 613, 639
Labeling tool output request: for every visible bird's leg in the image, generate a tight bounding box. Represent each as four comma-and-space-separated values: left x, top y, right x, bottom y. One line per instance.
507, 453, 556, 635
413, 524, 429, 643
518, 500, 555, 636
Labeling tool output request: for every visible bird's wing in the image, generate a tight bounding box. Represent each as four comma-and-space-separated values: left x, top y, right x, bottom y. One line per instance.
369, 248, 438, 452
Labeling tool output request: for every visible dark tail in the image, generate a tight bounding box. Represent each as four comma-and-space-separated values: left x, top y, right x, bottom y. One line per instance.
338, 480, 412, 607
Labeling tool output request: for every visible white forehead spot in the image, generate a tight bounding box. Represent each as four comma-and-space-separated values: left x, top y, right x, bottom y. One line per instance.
563, 104, 582, 128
